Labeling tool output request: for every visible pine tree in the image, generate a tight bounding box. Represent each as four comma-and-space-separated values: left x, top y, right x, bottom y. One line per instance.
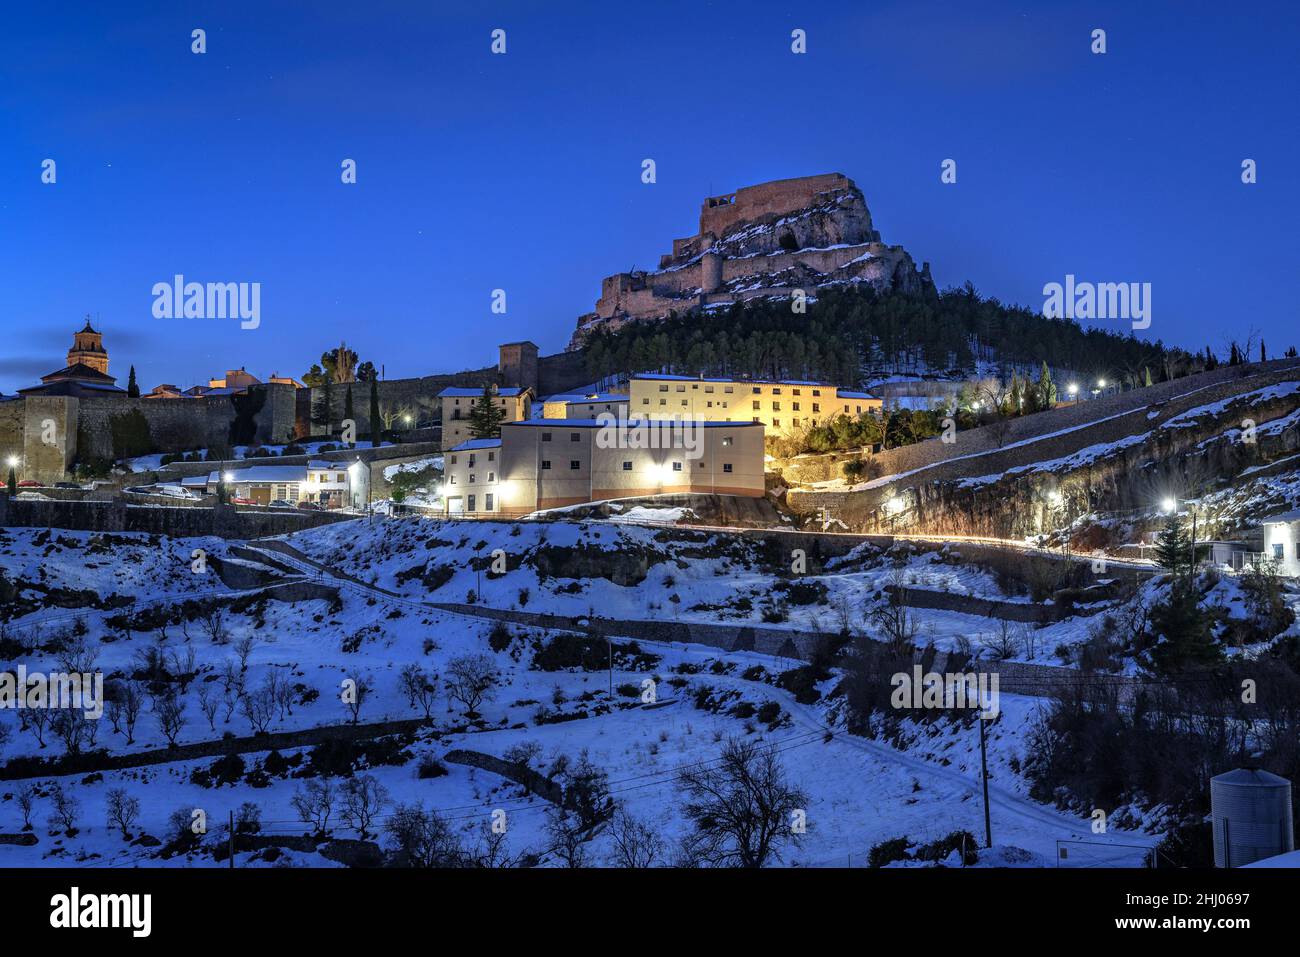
1261, 340, 1267, 363
1144, 581, 1222, 674
6, 465, 15, 497
127, 365, 140, 398
469, 386, 506, 439
1036, 361, 1057, 409
1154, 513, 1193, 576
369, 378, 381, 448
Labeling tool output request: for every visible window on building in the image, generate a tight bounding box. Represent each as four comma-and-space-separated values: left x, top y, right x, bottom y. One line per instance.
724, 386, 733, 393
676, 385, 685, 392
752, 387, 761, 394
773, 419, 780, 427
468, 454, 476, 467
752, 417, 761, 423
772, 402, 780, 411
658, 398, 666, 406
659, 384, 668, 392
752, 401, 760, 410
812, 403, 820, 413
793, 388, 801, 396
622, 461, 632, 470
722, 437, 732, 446
449, 475, 456, 484
812, 389, 821, 397
680, 399, 687, 407
642, 398, 649, 405
468, 474, 475, 483
570, 433, 580, 441
449, 455, 457, 465
541, 460, 551, 470
723, 463, 733, 473
793, 418, 801, 426
704, 386, 714, 393
672, 462, 682, 471
488, 451, 495, 461
468, 494, 476, 511
570, 460, 581, 470
487, 472, 495, 482
485, 494, 493, 511
542, 432, 552, 442
772, 388, 781, 395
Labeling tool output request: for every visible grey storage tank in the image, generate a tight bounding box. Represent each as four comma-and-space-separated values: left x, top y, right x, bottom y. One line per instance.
1211, 768, 1294, 868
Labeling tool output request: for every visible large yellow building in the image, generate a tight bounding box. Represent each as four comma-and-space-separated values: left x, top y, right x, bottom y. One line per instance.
438, 385, 533, 451
443, 418, 765, 517
628, 374, 880, 435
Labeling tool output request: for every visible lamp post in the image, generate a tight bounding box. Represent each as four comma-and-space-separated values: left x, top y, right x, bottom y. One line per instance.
1162, 496, 1199, 569
5, 455, 19, 494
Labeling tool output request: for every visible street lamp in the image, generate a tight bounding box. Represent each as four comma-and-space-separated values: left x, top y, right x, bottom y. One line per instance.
1161, 497, 1177, 515
1067, 383, 1079, 399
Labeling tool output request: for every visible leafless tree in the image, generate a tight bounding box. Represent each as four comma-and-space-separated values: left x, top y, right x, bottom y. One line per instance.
26, 708, 49, 748
234, 636, 257, 672
16, 783, 38, 829
341, 672, 373, 725
105, 788, 141, 839
678, 737, 809, 868
48, 783, 80, 834
199, 606, 229, 645
383, 804, 466, 868
197, 684, 220, 731
607, 806, 664, 867
339, 775, 389, 838
544, 806, 590, 868
869, 577, 920, 655
399, 664, 438, 720
153, 690, 187, 746
119, 680, 144, 744
291, 779, 337, 833
984, 620, 1022, 661
446, 654, 498, 718
240, 683, 277, 734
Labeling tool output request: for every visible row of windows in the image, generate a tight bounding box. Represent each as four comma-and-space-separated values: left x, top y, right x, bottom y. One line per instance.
457, 461, 737, 476
447, 450, 496, 465
653, 383, 825, 397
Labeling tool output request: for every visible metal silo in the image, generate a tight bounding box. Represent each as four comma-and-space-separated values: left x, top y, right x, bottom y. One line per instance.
1211, 768, 1294, 868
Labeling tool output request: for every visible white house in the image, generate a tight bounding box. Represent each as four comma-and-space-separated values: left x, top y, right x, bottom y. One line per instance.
1260, 509, 1300, 577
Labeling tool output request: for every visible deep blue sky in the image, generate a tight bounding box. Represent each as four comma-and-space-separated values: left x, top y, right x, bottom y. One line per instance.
1, 0, 1296, 394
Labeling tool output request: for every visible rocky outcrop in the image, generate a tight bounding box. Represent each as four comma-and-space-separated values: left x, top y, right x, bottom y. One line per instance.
569, 173, 932, 348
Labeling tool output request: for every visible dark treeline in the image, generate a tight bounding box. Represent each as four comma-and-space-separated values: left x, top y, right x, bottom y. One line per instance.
582, 284, 1193, 387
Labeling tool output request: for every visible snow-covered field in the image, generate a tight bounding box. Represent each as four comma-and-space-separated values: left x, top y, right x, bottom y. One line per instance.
0, 519, 1168, 867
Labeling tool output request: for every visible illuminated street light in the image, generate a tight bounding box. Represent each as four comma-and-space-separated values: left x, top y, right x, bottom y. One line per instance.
1047, 490, 1064, 508
5, 456, 17, 468
1067, 383, 1078, 398
1098, 378, 1107, 389
223, 471, 235, 483
1161, 497, 1177, 514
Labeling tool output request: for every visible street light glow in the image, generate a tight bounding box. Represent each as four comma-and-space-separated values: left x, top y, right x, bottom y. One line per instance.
1097, 378, 1107, 388
5, 456, 17, 468
1161, 497, 1177, 514
1067, 383, 1078, 396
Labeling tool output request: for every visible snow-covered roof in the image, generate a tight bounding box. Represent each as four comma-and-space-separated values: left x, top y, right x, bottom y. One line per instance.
209, 465, 313, 483
838, 390, 878, 400
634, 373, 832, 387
545, 392, 630, 403
447, 438, 502, 452
1259, 509, 1300, 524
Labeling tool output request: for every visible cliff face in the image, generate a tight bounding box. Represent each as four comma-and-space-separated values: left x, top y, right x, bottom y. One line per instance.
568, 173, 933, 349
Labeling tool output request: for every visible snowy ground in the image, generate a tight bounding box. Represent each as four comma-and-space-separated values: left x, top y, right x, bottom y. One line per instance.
0, 520, 1164, 867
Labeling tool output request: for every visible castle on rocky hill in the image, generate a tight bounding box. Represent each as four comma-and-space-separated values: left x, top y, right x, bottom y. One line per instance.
569, 172, 933, 349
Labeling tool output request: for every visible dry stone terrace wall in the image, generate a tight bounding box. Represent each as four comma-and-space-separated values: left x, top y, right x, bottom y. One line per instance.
0, 494, 352, 538
786, 360, 1300, 515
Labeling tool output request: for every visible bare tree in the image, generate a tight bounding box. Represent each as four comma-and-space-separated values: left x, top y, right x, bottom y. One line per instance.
120, 680, 144, 744
50, 708, 89, 755
399, 664, 438, 720
105, 788, 141, 839
291, 779, 337, 833
197, 684, 220, 731
544, 806, 590, 868
607, 806, 664, 867
341, 672, 372, 725
26, 708, 49, 748
383, 804, 465, 868
241, 683, 277, 734
339, 775, 389, 838
869, 576, 920, 655
199, 606, 229, 645
16, 783, 38, 829
446, 654, 498, 718
48, 783, 80, 835
234, 636, 257, 672
153, 690, 187, 746
678, 737, 809, 868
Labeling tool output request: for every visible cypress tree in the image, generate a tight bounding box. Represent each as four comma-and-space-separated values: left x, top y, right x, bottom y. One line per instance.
6, 465, 16, 496
127, 365, 140, 398
369, 377, 381, 448
469, 386, 507, 439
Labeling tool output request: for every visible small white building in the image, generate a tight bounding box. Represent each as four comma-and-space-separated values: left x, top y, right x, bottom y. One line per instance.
1260, 509, 1300, 577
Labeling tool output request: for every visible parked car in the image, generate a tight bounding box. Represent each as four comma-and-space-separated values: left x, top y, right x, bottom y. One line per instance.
230, 496, 257, 505
17, 479, 41, 488
53, 482, 82, 489
268, 499, 296, 509
297, 501, 324, 511
154, 484, 198, 500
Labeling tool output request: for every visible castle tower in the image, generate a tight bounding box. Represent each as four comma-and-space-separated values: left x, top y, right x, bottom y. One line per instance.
498, 341, 538, 393
67, 316, 109, 374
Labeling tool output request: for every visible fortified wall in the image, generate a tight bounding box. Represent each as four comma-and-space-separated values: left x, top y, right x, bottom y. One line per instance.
570, 173, 933, 348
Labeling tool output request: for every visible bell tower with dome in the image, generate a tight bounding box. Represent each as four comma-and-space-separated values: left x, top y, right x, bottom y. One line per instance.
67, 316, 109, 374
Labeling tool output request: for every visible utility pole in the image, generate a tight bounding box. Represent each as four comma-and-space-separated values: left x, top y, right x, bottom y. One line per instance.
978, 716, 992, 849
229, 810, 235, 868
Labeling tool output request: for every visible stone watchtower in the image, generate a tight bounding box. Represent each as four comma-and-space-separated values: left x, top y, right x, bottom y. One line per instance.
67, 316, 109, 374
498, 341, 538, 393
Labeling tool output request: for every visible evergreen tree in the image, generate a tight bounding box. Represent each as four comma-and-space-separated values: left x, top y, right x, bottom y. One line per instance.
1261, 340, 1267, 363
6, 465, 15, 497
469, 386, 507, 439
314, 379, 333, 433
369, 378, 381, 448
1144, 581, 1221, 674
1155, 513, 1193, 576
1036, 361, 1057, 410
127, 365, 140, 398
